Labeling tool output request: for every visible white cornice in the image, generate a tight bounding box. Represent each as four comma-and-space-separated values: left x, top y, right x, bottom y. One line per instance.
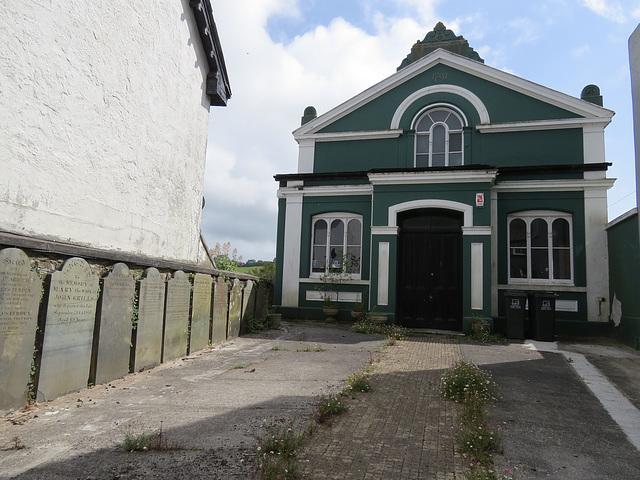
277, 184, 373, 198
371, 226, 399, 236
368, 170, 497, 185
476, 117, 611, 133
292, 49, 614, 139
462, 226, 492, 236
295, 129, 404, 143
494, 178, 615, 192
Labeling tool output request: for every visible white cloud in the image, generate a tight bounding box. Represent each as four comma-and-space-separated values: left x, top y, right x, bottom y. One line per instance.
507, 18, 539, 45
580, 0, 626, 23
572, 44, 591, 57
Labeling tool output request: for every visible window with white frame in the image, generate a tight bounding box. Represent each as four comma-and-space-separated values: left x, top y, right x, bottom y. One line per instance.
508, 212, 573, 283
415, 107, 464, 167
311, 213, 362, 276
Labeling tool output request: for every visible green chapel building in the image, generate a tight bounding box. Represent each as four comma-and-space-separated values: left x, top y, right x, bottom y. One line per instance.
274, 23, 614, 335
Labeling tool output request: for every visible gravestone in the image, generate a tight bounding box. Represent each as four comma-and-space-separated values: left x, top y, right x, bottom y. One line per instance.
38, 257, 99, 401
190, 274, 212, 353
0, 248, 42, 413
241, 280, 256, 333
133, 268, 165, 372
212, 276, 228, 344
162, 271, 190, 362
254, 281, 270, 321
91, 263, 135, 385
228, 279, 242, 339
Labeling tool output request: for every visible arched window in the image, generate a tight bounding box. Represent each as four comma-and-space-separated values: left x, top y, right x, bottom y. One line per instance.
311, 213, 362, 276
508, 212, 573, 284
415, 107, 464, 167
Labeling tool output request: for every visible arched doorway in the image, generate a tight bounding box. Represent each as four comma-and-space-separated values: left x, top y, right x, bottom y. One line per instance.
397, 209, 463, 330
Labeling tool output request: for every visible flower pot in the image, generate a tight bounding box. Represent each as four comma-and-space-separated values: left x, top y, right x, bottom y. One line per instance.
323, 306, 339, 323
370, 314, 387, 324
268, 313, 281, 329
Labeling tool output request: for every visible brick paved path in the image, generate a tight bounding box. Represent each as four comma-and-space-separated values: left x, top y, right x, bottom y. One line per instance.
300, 337, 465, 479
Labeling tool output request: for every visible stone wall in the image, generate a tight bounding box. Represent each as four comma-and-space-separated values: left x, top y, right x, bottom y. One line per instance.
0, 247, 272, 415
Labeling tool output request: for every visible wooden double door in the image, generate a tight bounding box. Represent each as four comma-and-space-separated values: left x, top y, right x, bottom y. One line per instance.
397, 209, 463, 330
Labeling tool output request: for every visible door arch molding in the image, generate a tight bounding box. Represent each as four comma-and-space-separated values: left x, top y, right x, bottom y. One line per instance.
388, 199, 473, 228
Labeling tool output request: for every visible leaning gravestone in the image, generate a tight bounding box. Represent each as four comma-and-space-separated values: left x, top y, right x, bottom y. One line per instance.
0, 248, 42, 414
212, 276, 228, 344
241, 280, 256, 333
38, 257, 99, 401
91, 263, 135, 385
254, 281, 270, 321
133, 268, 165, 372
190, 274, 212, 353
162, 271, 191, 362
228, 279, 242, 339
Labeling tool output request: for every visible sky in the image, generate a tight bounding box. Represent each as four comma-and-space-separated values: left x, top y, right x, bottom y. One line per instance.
202, 0, 640, 262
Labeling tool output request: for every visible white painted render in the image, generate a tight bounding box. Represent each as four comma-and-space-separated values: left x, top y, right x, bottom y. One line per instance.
1, 1, 211, 263
471, 243, 483, 310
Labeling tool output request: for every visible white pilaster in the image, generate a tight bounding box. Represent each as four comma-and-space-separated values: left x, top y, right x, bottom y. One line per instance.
297, 138, 315, 173
584, 186, 611, 322
471, 242, 483, 310
377, 242, 390, 306
281, 193, 303, 307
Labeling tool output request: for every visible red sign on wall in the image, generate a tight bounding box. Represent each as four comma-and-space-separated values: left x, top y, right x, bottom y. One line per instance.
475, 193, 484, 207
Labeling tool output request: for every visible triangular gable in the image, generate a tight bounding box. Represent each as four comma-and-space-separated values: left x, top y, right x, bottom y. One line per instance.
294, 48, 614, 139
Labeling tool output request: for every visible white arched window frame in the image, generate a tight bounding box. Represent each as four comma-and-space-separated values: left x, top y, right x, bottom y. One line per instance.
507, 211, 573, 285
311, 213, 362, 278
413, 106, 466, 168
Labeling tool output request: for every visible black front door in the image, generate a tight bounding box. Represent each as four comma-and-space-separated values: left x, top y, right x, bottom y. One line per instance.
397, 209, 463, 330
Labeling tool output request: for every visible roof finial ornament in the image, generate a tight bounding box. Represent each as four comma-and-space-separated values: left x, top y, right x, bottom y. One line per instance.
397, 22, 484, 70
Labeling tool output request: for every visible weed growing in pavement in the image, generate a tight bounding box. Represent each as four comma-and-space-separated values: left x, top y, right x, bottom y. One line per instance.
460, 463, 523, 480
116, 421, 180, 452
466, 331, 504, 344
352, 318, 407, 340
345, 372, 371, 393
232, 364, 249, 370
315, 394, 348, 424
441, 361, 503, 478
441, 361, 498, 404
296, 344, 326, 352
255, 420, 305, 479
10, 436, 26, 450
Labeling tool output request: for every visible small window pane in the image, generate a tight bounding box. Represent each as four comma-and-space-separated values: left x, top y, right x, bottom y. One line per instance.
531, 249, 549, 279
446, 114, 462, 130
330, 220, 344, 246
417, 116, 433, 131
432, 125, 446, 154
449, 152, 462, 166
347, 219, 361, 245
416, 134, 429, 153
510, 219, 526, 247
449, 132, 462, 152
312, 246, 326, 272
328, 247, 343, 270
531, 219, 548, 247
346, 246, 361, 273
432, 153, 445, 166
313, 220, 327, 245
416, 154, 428, 167
552, 219, 570, 247
429, 110, 449, 123
553, 250, 571, 279
510, 219, 527, 279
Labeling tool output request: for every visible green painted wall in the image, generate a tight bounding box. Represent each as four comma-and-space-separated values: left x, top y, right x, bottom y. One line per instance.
607, 212, 640, 348
318, 64, 581, 134
274, 197, 287, 305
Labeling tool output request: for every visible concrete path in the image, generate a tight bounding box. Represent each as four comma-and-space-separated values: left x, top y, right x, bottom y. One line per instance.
1, 322, 639, 479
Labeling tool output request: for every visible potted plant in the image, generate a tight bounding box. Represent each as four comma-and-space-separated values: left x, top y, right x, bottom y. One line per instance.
351, 302, 365, 319
369, 307, 388, 324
